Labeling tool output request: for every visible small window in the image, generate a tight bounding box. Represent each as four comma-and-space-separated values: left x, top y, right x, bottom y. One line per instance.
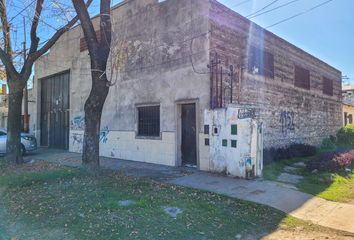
323, 77, 333, 96
137, 105, 160, 137
231, 140, 237, 148
248, 46, 274, 78
231, 124, 237, 135
294, 66, 310, 90
349, 114, 353, 124
204, 125, 209, 135
222, 139, 228, 147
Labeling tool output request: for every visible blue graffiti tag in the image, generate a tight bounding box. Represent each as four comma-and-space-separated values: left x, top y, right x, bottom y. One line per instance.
71, 116, 85, 130
100, 126, 110, 143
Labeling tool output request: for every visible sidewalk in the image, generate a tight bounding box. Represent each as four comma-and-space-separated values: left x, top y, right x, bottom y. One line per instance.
169, 172, 354, 234
26, 148, 354, 234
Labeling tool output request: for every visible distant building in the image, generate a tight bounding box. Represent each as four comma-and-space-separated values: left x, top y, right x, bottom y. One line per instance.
342, 84, 354, 125
0, 84, 35, 131
0, 84, 8, 129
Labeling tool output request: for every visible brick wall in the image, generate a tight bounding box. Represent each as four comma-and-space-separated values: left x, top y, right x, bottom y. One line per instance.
209, 0, 342, 148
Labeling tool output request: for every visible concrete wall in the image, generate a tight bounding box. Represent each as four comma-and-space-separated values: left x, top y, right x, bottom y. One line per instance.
343, 104, 354, 126
209, 0, 342, 149
342, 85, 354, 106
33, 0, 211, 167
204, 106, 263, 178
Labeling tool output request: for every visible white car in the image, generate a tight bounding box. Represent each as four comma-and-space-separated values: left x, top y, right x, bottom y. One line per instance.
0, 128, 37, 155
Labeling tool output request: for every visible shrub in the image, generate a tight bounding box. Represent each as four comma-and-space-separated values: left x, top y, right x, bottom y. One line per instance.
337, 124, 354, 146
320, 138, 336, 150
306, 150, 354, 172
263, 144, 317, 164
288, 144, 317, 158
329, 135, 337, 144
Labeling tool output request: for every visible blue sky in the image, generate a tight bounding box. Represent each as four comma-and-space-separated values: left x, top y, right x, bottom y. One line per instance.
6, 0, 354, 84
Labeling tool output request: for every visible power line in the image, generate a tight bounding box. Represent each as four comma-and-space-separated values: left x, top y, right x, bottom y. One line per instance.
8, 0, 36, 23
248, 0, 301, 19
266, 0, 335, 28
246, 0, 280, 18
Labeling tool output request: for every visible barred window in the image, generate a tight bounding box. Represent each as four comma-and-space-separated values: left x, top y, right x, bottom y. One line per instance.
137, 105, 160, 137
294, 66, 310, 90
323, 77, 333, 96
248, 46, 274, 78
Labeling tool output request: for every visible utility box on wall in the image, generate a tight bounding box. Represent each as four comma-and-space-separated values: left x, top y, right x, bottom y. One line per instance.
204, 106, 263, 178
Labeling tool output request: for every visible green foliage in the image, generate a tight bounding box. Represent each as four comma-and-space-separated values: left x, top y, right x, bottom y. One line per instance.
320, 138, 336, 150
306, 150, 354, 173
297, 168, 354, 203
263, 152, 354, 203
0, 157, 7, 170
336, 124, 354, 146
0, 168, 80, 188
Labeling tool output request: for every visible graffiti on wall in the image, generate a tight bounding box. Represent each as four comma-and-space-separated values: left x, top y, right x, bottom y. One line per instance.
280, 111, 295, 135
71, 116, 85, 130
70, 126, 109, 153
71, 122, 109, 143
238, 108, 256, 119
100, 126, 110, 144
72, 133, 83, 145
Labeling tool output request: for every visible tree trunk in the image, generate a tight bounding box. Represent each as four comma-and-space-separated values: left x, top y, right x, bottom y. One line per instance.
6, 81, 25, 164
72, 0, 111, 172
82, 70, 109, 172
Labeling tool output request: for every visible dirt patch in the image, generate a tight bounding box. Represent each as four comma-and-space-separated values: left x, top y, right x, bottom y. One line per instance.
1, 161, 61, 176
263, 227, 354, 240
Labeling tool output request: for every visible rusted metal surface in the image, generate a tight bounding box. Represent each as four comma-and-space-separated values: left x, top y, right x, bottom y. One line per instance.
208, 53, 238, 109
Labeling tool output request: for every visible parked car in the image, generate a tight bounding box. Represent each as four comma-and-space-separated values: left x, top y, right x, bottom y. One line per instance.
0, 128, 37, 155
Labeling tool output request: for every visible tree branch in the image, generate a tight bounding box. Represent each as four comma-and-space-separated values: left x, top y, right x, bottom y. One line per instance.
23, 0, 93, 77
28, 0, 44, 55
0, 47, 18, 76
0, 0, 18, 76
0, 0, 12, 56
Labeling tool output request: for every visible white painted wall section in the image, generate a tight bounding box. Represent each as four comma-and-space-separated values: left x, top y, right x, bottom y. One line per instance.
204, 106, 263, 178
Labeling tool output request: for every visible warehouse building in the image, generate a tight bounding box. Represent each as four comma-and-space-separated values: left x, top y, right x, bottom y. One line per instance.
30, 0, 342, 176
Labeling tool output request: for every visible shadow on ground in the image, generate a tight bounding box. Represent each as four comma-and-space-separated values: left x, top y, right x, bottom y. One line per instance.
0, 148, 351, 239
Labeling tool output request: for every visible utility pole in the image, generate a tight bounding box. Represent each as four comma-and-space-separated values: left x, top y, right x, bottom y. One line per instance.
23, 17, 29, 133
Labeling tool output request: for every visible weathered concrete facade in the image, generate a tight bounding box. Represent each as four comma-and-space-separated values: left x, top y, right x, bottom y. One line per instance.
31, 0, 342, 173
33, 0, 211, 169
209, 0, 342, 148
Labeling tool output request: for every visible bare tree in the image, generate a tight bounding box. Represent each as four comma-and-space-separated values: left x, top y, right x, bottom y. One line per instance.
0, 0, 91, 164
72, 0, 112, 172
